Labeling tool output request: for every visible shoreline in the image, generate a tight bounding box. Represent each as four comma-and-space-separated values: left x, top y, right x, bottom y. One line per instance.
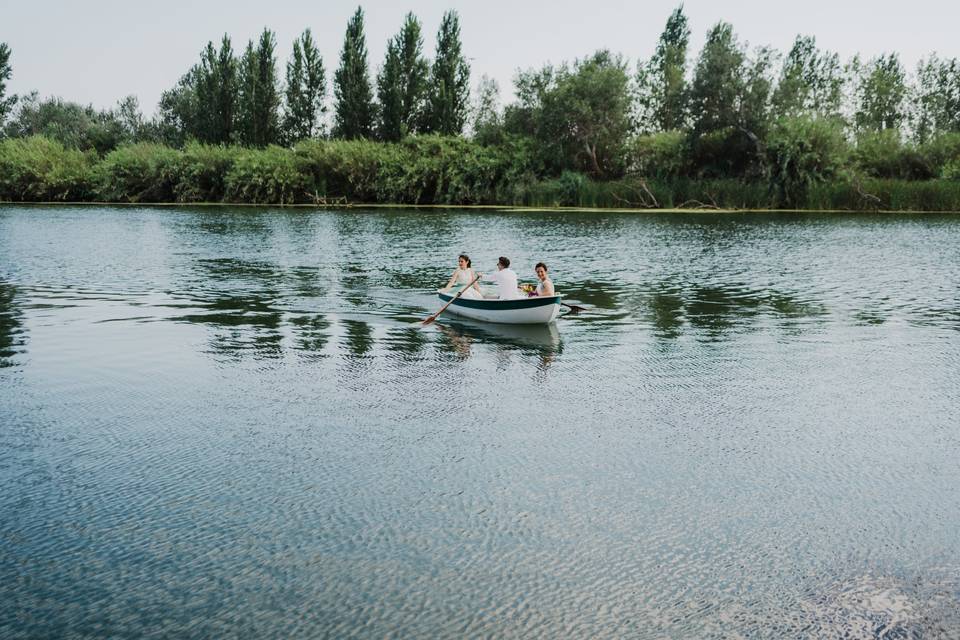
2, 201, 958, 214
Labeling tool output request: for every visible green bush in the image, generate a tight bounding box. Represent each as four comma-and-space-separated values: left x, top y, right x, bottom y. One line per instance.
943, 159, 960, 180
766, 116, 849, 206
224, 146, 309, 204
95, 143, 181, 202
625, 130, 689, 178
853, 130, 940, 179
385, 135, 528, 205
174, 143, 239, 202
0, 135, 95, 201
690, 127, 766, 179
2, 134, 959, 210
294, 138, 388, 202
924, 133, 960, 178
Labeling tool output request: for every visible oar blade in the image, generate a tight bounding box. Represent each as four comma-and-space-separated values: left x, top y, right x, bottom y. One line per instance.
561, 302, 587, 314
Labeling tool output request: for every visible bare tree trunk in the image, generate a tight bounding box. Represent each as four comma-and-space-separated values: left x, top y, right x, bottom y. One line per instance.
584, 140, 602, 177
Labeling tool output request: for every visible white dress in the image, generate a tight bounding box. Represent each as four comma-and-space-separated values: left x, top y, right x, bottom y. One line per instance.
454, 268, 483, 299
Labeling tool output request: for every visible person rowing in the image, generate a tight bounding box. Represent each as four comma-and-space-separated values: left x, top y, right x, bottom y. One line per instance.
441, 254, 483, 300
478, 256, 520, 300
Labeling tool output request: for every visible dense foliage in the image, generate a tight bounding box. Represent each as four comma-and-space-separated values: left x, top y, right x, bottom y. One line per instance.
376, 13, 429, 141
332, 7, 375, 140
3, 4, 960, 211
4, 133, 960, 211
283, 29, 326, 144
0, 42, 15, 127
422, 10, 470, 135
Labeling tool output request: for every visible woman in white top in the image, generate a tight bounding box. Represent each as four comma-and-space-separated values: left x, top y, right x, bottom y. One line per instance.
442, 254, 483, 299
533, 262, 555, 296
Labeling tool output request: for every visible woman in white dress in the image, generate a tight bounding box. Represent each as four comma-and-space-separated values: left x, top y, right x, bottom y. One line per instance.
532, 262, 555, 296
442, 254, 483, 299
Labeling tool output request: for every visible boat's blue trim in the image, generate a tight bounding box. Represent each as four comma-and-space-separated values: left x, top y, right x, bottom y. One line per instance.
437, 292, 561, 311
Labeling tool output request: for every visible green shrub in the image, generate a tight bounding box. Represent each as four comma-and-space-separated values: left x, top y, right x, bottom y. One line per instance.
294, 139, 388, 202
766, 116, 849, 206
224, 146, 309, 204
174, 143, 239, 202
852, 130, 947, 179
0, 135, 95, 201
690, 127, 765, 179
943, 159, 960, 180
927, 133, 960, 179
95, 143, 181, 202
625, 130, 689, 178
384, 135, 524, 205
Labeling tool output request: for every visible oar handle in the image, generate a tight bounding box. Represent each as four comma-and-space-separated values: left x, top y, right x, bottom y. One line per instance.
423, 274, 482, 325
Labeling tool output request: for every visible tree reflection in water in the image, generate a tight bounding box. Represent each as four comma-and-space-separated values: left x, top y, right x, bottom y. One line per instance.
0, 280, 27, 368
382, 326, 429, 361
637, 281, 828, 341
170, 258, 286, 359
341, 319, 374, 358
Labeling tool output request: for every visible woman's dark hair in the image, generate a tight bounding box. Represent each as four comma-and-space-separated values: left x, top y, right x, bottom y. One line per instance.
535, 262, 548, 272
458, 254, 471, 268
498, 256, 510, 268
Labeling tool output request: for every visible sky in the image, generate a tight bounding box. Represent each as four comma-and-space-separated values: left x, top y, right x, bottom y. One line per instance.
2, 0, 959, 117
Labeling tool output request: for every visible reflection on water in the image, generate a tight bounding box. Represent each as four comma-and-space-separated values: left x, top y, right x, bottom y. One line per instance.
289, 313, 331, 355
341, 319, 374, 357
436, 319, 562, 371
636, 282, 828, 340
171, 258, 285, 358
382, 326, 429, 360
1, 206, 959, 639
0, 280, 26, 367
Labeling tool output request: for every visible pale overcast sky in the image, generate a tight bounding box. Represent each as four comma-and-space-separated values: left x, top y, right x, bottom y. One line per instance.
2, 0, 958, 116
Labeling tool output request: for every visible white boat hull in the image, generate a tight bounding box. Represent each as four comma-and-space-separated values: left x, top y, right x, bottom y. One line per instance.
436, 290, 561, 324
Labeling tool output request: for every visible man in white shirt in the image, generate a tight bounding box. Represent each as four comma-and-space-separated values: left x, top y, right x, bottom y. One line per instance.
480, 256, 520, 300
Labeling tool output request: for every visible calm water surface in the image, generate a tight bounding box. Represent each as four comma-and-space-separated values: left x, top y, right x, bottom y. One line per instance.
1, 205, 959, 638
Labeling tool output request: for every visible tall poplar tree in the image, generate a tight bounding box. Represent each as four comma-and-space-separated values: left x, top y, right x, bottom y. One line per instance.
377, 12, 429, 140
911, 55, 960, 143
195, 35, 237, 144
395, 13, 429, 135
853, 53, 907, 133
635, 6, 690, 132
771, 35, 844, 120
283, 29, 326, 143
472, 75, 503, 144
689, 22, 745, 135
157, 66, 201, 146
0, 42, 16, 128
333, 6, 375, 139
376, 41, 403, 141
237, 29, 281, 146
424, 10, 470, 135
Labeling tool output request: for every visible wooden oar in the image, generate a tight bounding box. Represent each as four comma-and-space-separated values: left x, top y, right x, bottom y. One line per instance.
422, 274, 482, 325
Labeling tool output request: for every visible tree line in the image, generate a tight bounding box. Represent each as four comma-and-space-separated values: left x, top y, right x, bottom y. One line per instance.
2, 6, 960, 209
124, 8, 469, 148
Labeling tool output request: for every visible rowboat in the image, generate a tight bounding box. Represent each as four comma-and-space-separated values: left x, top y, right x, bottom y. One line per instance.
436, 287, 562, 324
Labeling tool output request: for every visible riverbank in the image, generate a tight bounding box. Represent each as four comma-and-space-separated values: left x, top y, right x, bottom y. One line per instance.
3, 135, 960, 212
4, 201, 960, 215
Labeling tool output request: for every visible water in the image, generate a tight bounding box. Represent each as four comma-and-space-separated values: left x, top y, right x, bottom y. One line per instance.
1, 205, 958, 639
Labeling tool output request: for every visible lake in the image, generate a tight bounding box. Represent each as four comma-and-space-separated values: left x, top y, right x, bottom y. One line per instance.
1, 205, 958, 638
